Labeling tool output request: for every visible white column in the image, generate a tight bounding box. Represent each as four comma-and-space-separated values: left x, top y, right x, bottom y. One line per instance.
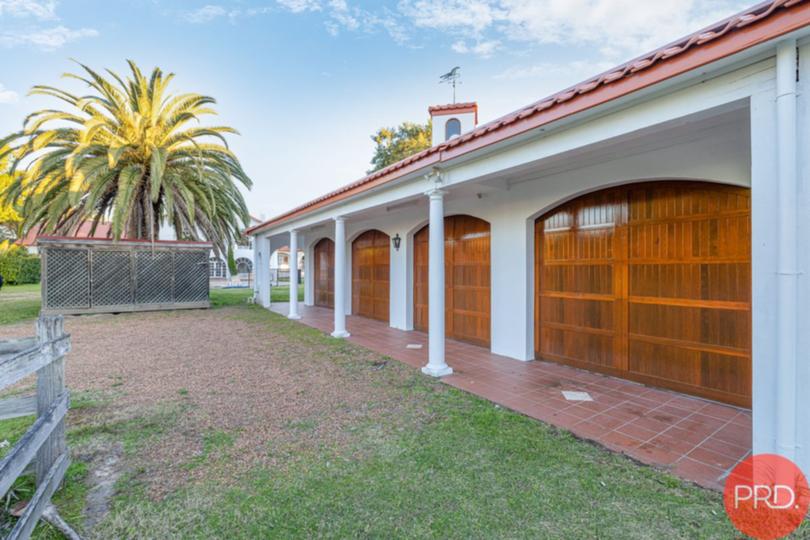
288, 230, 301, 319
252, 237, 261, 301
422, 188, 452, 377
256, 236, 271, 307
331, 217, 350, 338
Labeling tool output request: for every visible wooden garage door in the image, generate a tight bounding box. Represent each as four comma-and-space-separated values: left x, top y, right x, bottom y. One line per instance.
414, 215, 491, 347
535, 182, 751, 407
352, 230, 390, 322
314, 238, 334, 308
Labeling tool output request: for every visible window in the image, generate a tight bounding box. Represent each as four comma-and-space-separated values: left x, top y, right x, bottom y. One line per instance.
445, 118, 461, 140
236, 257, 253, 275
279, 253, 290, 268
209, 257, 227, 278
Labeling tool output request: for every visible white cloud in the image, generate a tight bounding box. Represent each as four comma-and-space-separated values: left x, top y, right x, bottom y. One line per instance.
400, 0, 500, 34
399, 0, 751, 61
0, 0, 56, 19
0, 83, 18, 103
0, 25, 98, 49
184, 4, 228, 23
180, 0, 752, 63
276, 0, 321, 13
451, 39, 500, 58
0, 1, 99, 50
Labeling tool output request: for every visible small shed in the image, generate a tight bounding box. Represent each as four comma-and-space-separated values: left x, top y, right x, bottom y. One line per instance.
38, 236, 212, 315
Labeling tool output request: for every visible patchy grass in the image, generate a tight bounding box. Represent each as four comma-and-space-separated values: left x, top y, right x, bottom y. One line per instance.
209, 287, 252, 307
0, 283, 41, 326
0, 413, 89, 539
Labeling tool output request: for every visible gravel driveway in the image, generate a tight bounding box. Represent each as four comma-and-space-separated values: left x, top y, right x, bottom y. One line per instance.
0, 307, 432, 498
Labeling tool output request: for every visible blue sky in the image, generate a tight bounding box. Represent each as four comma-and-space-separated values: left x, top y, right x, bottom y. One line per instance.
0, 0, 754, 219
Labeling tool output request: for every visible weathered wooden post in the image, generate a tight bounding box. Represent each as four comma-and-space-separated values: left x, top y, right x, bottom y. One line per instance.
35, 316, 66, 487
0, 315, 79, 539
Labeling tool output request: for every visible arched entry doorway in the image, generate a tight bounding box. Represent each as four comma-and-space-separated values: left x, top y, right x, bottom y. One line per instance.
535, 181, 751, 406
313, 238, 334, 308
414, 215, 491, 347
352, 230, 390, 322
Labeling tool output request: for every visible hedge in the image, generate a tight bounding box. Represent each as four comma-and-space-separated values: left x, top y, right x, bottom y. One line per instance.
0, 246, 41, 285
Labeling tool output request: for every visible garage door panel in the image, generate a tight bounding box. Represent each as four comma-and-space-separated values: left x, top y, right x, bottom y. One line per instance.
541, 327, 617, 368
314, 238, 335, 308
413, 215, 490, 346
352, 230, 390, 322
537, 182, 751, 406
700, 352, 751, 396
540, 297, 615, 330
543, 264, 614, 294
628, 340, 701, 386
630, 303, 749, 350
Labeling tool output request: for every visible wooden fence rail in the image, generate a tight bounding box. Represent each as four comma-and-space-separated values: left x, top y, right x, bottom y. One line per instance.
0, 316, 76, 540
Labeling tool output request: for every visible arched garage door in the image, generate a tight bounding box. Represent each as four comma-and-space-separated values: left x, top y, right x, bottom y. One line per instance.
314, 238, 334, 308
352, 230, 390, 322
535, 181, 751, 406
414, 215, 491, 347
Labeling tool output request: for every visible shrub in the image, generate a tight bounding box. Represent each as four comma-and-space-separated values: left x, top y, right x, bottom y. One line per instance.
0, 246, 41, 285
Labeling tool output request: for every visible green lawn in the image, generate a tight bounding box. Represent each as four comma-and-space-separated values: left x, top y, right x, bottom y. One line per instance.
0, 283, 42, 326
0, 285, 302, 326
270, 283, 303, 303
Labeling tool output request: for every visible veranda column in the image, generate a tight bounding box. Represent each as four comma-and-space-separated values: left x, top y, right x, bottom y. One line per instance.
252, 236, 261, 302
288, 230, 301, 319
331, 217, 350, 338
422, 188, 452, 377
257, 236, 271, 307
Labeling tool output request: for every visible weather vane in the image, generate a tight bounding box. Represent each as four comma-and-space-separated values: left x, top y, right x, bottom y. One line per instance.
439, 66, 461, 103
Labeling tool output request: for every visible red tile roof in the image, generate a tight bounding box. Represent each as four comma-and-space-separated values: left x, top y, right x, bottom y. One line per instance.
16, 221, 114, 247
429, 102, 478, 115
247, 0, 809, 236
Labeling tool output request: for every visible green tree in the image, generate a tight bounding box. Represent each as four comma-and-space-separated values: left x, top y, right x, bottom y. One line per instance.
0, 149, 22, 241
369, 120, 431, 173
0, 61, 251, 255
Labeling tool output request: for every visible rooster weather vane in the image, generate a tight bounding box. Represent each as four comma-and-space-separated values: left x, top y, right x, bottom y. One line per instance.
439, 66, 461, 103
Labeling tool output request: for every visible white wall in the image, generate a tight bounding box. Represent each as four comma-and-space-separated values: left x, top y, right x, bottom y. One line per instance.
431, 110, 477, 147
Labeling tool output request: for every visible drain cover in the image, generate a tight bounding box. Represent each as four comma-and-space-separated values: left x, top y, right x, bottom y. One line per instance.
562, 391, 593, 402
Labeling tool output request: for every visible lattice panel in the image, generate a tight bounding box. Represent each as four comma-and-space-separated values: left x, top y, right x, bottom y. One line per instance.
92, 251, 133, 306
135, 251, 174, 304
44, 249, 90, 309
174, 251, 208, 303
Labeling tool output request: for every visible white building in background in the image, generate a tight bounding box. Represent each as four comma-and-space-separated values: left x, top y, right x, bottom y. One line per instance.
154, 215, 263, 288
268, 246, 305, 286
248, 3, 810, 478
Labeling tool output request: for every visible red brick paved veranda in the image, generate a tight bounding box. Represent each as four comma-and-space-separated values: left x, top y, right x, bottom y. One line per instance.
269, 303, 752, 491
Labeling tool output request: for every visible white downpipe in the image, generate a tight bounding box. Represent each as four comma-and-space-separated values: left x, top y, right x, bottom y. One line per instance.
422, 187, 453, 377
288, 230, 301, 320
331, 217, 350, 338
775, 39, 798, 460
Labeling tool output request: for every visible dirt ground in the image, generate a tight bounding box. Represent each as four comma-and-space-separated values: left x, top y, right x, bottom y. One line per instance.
0, 308, 432, 501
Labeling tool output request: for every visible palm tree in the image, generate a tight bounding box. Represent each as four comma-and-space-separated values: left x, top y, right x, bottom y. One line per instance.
0, 61, 251, 255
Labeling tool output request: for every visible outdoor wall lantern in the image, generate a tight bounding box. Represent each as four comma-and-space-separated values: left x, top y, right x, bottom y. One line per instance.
392, 234, 401, 251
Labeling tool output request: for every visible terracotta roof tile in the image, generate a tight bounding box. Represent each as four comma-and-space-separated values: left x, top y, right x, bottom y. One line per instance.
247, 0, 808, 235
